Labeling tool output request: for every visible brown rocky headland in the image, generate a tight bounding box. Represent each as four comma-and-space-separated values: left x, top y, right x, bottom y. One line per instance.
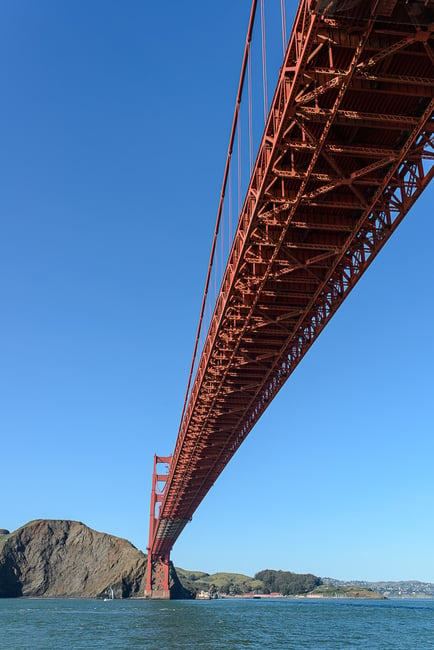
0, 519, 188, 599
0, 520, 147, 598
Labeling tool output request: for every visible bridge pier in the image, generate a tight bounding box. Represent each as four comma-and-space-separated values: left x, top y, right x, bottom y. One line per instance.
144, 553, 171, 599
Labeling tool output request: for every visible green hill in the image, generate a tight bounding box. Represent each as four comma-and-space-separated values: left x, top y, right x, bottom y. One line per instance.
176, 569, 263, 595
176, 568, 321, 596
309, 585, 385, 599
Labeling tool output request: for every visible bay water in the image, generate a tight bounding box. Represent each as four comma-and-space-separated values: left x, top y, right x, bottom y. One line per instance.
0, 597, 433, 649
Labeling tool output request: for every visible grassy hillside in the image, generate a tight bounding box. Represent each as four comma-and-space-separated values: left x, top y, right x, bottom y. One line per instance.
175, 568, 263, 595
175, 568, 386, 599
309, 585, 384, 599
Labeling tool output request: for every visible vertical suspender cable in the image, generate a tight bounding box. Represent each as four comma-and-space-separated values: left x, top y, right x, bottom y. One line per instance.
280, 0, 287, 56
177, 0, 259, 436
214, 238, 217, 300
260, 0, 268, 123
229, 159, 232, 249
281, 0, 287, 57
238, 118, 242, 215
221, 203, 224, 276
248, 53, 253, 174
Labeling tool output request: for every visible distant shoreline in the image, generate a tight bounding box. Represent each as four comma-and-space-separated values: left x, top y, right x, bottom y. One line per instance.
4, 595, 434, 602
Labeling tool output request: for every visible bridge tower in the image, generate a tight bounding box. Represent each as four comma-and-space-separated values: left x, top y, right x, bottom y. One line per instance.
145, 455, 172, 599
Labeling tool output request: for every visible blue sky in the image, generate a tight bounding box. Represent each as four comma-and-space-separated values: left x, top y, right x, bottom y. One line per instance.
1, 1, 433, 584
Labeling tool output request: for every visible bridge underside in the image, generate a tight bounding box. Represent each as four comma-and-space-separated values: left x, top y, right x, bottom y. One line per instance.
146, 0, 434, 592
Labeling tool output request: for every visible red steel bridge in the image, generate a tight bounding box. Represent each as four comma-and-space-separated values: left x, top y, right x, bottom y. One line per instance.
145, 0, 434, 598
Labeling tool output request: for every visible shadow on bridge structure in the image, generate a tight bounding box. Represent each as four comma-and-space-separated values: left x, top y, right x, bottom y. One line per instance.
145, 0, 434, 598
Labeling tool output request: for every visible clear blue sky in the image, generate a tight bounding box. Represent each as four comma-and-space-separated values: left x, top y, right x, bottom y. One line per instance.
1, 1, 433, 584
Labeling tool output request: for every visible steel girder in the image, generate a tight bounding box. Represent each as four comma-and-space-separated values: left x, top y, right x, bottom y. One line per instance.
149, 0, 434, 558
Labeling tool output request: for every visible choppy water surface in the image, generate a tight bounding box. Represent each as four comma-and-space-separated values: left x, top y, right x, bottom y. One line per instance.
0, 597, 433, 649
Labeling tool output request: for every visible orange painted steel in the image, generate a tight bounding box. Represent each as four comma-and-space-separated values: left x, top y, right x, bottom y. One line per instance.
145, 455, 172, 598
149, 0, 434, 562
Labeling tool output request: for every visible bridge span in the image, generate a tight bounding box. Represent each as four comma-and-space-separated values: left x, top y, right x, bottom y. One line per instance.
145, 0, 434, 597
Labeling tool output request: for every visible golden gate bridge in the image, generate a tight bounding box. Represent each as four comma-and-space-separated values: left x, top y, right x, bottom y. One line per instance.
145, 0, 434, 598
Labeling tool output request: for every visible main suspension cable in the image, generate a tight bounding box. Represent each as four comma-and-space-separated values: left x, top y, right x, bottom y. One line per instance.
177, 0, 259, 436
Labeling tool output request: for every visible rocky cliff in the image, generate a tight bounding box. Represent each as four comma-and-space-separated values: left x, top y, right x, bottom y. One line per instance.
0, 520, 190, 599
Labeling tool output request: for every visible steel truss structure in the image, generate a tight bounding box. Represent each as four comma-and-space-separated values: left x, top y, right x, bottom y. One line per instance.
146, 0, 434, 595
